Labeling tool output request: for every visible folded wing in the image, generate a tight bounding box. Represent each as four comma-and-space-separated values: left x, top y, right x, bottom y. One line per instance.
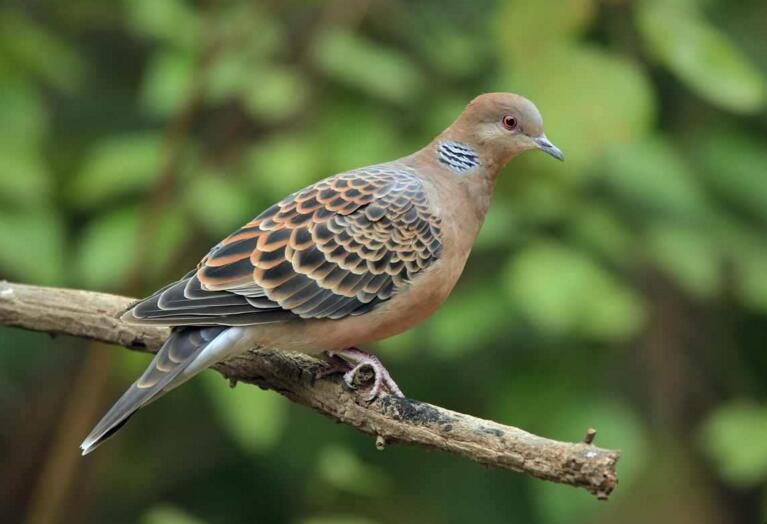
124, 166, 443, 326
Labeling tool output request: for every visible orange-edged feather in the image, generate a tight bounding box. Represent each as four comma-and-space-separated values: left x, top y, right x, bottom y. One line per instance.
123, 165, 442, 326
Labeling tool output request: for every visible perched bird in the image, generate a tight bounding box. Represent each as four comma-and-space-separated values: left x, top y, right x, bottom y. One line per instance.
80, 92, 563, 455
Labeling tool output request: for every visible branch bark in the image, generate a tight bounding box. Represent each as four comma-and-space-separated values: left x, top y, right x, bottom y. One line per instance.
0, 280, 619, 499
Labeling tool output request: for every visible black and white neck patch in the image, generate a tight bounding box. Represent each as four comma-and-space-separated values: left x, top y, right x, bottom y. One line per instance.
437, 141, 480, 174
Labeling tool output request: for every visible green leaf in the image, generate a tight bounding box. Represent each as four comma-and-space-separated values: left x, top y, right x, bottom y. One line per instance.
0, 143, 50, 208
501, 45, 655, 172
183, 171, 252, 236
317, 102, 403, 173
0, 11, 83, 91
645, 223, 721, 298
68, 133, 163, 210
474, 201, 519, 250
732, 245, 767, 314
601, 138, 709, 218
637, 0, 766, 113
709, 218, 767, 313
315, 445, 389, 496
695, 130, 767, 224
300, 517, 378, 524
427, 287, 514, 358
312, 29, 423, 104
127, 0, 201, 50
498, 0, 596, 59
504, 174, 574, 225
210, 3, 283, 59
241, 66, 308, 122
142, 504, 204, 524
0, 80, 46, 147
141, 49, 196, 117
204, 52, 252, 104
373, 328, 417, 359
570, 204, 634, 264
699, 402, 767, 487
202, 372, 286, 453
505, 241, 645, 341
146, 206, 189, 279
76, 206, 141, 290
415, 29, 489, 78
245, 134, 321, 199
0, 210, 64, 285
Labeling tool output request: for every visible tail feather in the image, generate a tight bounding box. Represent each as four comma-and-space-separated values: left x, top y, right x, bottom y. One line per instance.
80, 327, 227, 455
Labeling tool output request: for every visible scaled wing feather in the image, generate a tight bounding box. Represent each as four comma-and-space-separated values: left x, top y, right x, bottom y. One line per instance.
125, 166, 442, 326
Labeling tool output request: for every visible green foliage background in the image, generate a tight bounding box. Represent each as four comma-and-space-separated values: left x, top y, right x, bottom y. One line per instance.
1, 0, 766, 522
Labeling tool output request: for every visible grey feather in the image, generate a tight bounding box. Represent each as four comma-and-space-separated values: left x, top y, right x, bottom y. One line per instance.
80, 327, 226, 455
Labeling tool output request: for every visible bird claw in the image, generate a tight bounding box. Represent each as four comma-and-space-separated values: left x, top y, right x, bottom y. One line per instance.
320, 348, 404, 401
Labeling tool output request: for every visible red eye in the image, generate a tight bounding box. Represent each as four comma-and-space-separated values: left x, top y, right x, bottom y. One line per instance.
502, 115, 518, 130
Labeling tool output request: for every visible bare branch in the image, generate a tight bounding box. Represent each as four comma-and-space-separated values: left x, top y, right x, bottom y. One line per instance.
0, 280, 619, 499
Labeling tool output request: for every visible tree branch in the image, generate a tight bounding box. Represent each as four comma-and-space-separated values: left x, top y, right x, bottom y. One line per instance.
0, 280, 619, 499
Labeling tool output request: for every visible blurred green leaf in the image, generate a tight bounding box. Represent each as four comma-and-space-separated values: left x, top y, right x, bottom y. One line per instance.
646, 223, 721, 299
474, 201, 519, 251
706, 216, 767, 313
415, 29, 489, 78
202, 372, 286, 453
373, 328, 417, 359
76, 206, 140, 289
0, 80, 46, 147
204, 52, 251, 103
570, 204, 634, 264
695, 129, 767, 224
601, 138, 709, 218
312, 29, 424, 104
732, 245, 767, 314
317, 102, 403, 172
183, 171, 253, 236
68, 133, 163, 209
502, 45, 655, 172
246, 134, 320, 199
505, 174, 574, 225
146, 206, 189, 278
498, 0, 595, 59
141, 49, 196, 117
427, 287, 514, 358
637, 0, 766, 113
316, 445, 389, 497
241, 66, 308, 122
300, 517, 378, 524
699, 402, 767, 487
0, 11, 83, 90
0, 144, 50, 208
505, 241, 645, 341
0, 210, 64, 285
127, 0, 201, 50
211, 3, 283, 58
142, 504, 205, 524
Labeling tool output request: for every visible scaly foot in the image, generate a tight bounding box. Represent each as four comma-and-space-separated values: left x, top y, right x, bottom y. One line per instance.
320, 348, 404, 401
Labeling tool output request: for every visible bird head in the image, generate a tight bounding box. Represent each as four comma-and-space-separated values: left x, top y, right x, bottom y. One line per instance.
444, 92, 564, 167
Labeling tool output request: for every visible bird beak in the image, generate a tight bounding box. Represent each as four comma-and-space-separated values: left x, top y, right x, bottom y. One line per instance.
533, 135, 564, 161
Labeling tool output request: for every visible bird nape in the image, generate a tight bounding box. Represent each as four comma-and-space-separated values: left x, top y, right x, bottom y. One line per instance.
80, 92, 563, 454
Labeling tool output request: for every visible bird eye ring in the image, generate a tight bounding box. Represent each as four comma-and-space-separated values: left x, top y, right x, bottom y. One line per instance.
501, 115, 518, 131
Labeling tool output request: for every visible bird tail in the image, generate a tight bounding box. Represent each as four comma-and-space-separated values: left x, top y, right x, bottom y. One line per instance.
80, 326, 239, 455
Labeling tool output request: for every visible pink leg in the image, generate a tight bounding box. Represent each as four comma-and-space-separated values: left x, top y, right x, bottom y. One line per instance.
321, 348, 404, 401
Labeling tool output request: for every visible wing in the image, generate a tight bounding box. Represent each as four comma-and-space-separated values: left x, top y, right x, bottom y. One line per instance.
124, 165, 443, 326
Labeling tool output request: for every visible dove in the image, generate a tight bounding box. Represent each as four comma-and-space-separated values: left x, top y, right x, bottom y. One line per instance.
80, 92, 563, 455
